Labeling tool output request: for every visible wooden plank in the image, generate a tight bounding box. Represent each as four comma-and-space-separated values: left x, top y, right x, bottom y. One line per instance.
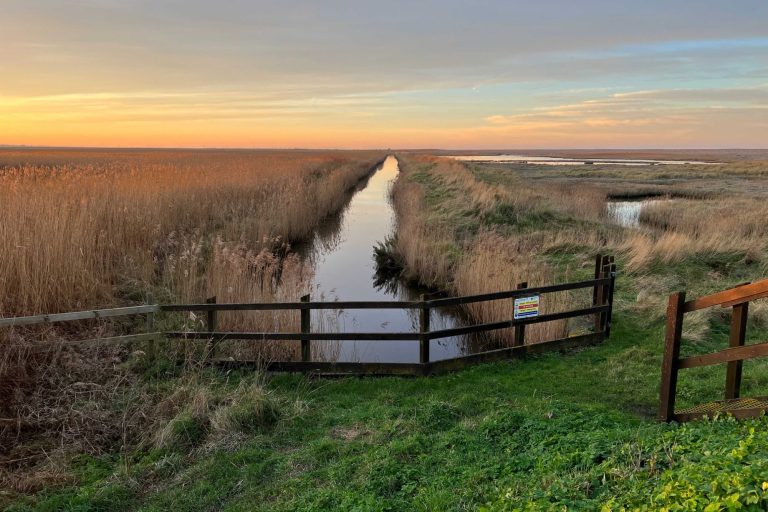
426, 333, 604, 375
426, 278, 611, 308
725, 302, 748, 399
301, 294, 311, 362
165, 331, 423, 341
427, 305, 608, 340
419, 295, 430, 364
513, 282, 528, 347
32, 332, 162, 351
214, 360, 425, 376
658, 291, 686, 422
0, 305, 160, 327
604, 263, 617, 338
683, 279, 768, 312
161, 300, 423, 312
678, 341, 768, 369
674, 406, 768, 423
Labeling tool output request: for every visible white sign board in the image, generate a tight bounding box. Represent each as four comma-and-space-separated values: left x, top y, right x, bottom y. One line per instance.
513, 295, 540, 320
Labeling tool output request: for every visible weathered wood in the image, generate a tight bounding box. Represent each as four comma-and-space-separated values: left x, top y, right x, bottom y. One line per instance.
32, 333, 163, 351
604, 263, 617, 338
205, 296, 218, 360
419, 294, 430, 364
659, 291, 686, 422
673, 407, 768, 423
427, 277, 611, 308
678, 341, 768, 370
218, 360, 425, 376
0, 305, 160, 328
427, 333, 605, 375
592, 254, 603, 306
725, 302, 749, 399
146, 295, 157, 362
427, 305, 609, 340
161, 300, 424, 312
301, 294, 311, 362
682, 279, 768, 312
513, 282, 528, 347
593, 257, 606, 332
166, 331, 423, 341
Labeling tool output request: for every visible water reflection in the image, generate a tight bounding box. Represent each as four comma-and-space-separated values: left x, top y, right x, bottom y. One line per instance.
606, 199, 666, 228
300, 156, 470, 363
452, 154, 714, 166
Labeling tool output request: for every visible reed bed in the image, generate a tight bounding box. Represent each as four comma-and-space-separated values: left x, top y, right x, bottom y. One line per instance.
0, 149, 383, 462
0, 149, 383, 317
390, 155, 596, 345
391, 154, 768, 347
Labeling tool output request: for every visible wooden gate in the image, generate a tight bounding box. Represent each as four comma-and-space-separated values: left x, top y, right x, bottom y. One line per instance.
659, 279, 768, 422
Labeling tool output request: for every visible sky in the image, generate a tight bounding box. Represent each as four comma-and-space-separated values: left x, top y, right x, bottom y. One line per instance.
1, 0, 767, 149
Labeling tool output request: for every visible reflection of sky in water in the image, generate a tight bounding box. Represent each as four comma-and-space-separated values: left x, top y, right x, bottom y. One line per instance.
606, 199, 666, 228
452, 155, 714, 166
303, 156, 469, 363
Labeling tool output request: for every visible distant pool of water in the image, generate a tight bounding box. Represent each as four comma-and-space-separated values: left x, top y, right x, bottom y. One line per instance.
606, 199, 667, 228
451, 154, 715, 166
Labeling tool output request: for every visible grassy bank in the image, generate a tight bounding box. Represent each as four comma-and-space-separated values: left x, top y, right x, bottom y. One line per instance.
6, 153, 768, 510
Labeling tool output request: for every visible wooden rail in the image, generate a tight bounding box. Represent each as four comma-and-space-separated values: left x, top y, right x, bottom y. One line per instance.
1, 254, 616, 377
659, 279, 768, 422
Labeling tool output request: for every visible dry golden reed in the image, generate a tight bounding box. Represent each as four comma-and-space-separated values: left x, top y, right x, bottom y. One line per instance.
391, 155, 592, 345
0, 149, 383, 317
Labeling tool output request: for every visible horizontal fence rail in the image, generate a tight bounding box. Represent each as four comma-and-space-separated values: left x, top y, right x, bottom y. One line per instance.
1, 254, 616, 377
659, 279, 768, 422
0, 305, 159, 328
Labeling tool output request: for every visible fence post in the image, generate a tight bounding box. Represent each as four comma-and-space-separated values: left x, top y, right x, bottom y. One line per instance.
604, 259, 616, 338
146, 293, 156, 363
419, 294, 430, 364
725, 302, 749, 400
206, 296, 217, 360
593, 254, 606, 333
301, 294, 311, 362
659, 291, 686, 422
513, 282, 528, 347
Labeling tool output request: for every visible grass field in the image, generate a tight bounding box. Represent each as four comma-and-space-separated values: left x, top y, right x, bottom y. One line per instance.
5, 150, 768, 510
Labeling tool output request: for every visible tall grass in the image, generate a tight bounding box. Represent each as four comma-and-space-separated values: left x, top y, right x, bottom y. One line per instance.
0, 149, 383, 316
390, 155, 592, 344
0, 149, 383, 455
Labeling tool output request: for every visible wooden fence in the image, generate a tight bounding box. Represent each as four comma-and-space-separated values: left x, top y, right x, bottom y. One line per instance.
1, 255, 616, 377
659, 279, 768, 422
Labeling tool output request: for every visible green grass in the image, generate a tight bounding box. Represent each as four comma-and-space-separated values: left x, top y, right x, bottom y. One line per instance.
10, 300, 768, 510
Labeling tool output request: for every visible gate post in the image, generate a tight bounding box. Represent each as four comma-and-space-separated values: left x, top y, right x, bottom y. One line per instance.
725, 302, 749, 399
659, 291, 686, 422
593, 254, 606, 333
513, 282, 528, 347
206, 296, 217, 360
146, 293, 157, 363
301, 294, 311, 362
604, 258, 616, 338
419, 294, 430, 364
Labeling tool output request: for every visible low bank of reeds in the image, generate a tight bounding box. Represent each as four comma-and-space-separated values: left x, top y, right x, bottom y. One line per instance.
390, 154, 768, 347
390, 155, 600, 344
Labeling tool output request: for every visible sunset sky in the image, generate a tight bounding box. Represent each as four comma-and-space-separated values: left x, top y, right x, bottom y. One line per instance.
1, 1, 767, 149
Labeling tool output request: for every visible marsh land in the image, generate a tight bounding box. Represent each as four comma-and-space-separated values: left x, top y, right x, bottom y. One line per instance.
3, 148, 768, 510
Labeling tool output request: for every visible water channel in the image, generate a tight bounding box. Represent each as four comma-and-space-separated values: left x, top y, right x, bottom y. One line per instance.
300, 156, 470, 363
